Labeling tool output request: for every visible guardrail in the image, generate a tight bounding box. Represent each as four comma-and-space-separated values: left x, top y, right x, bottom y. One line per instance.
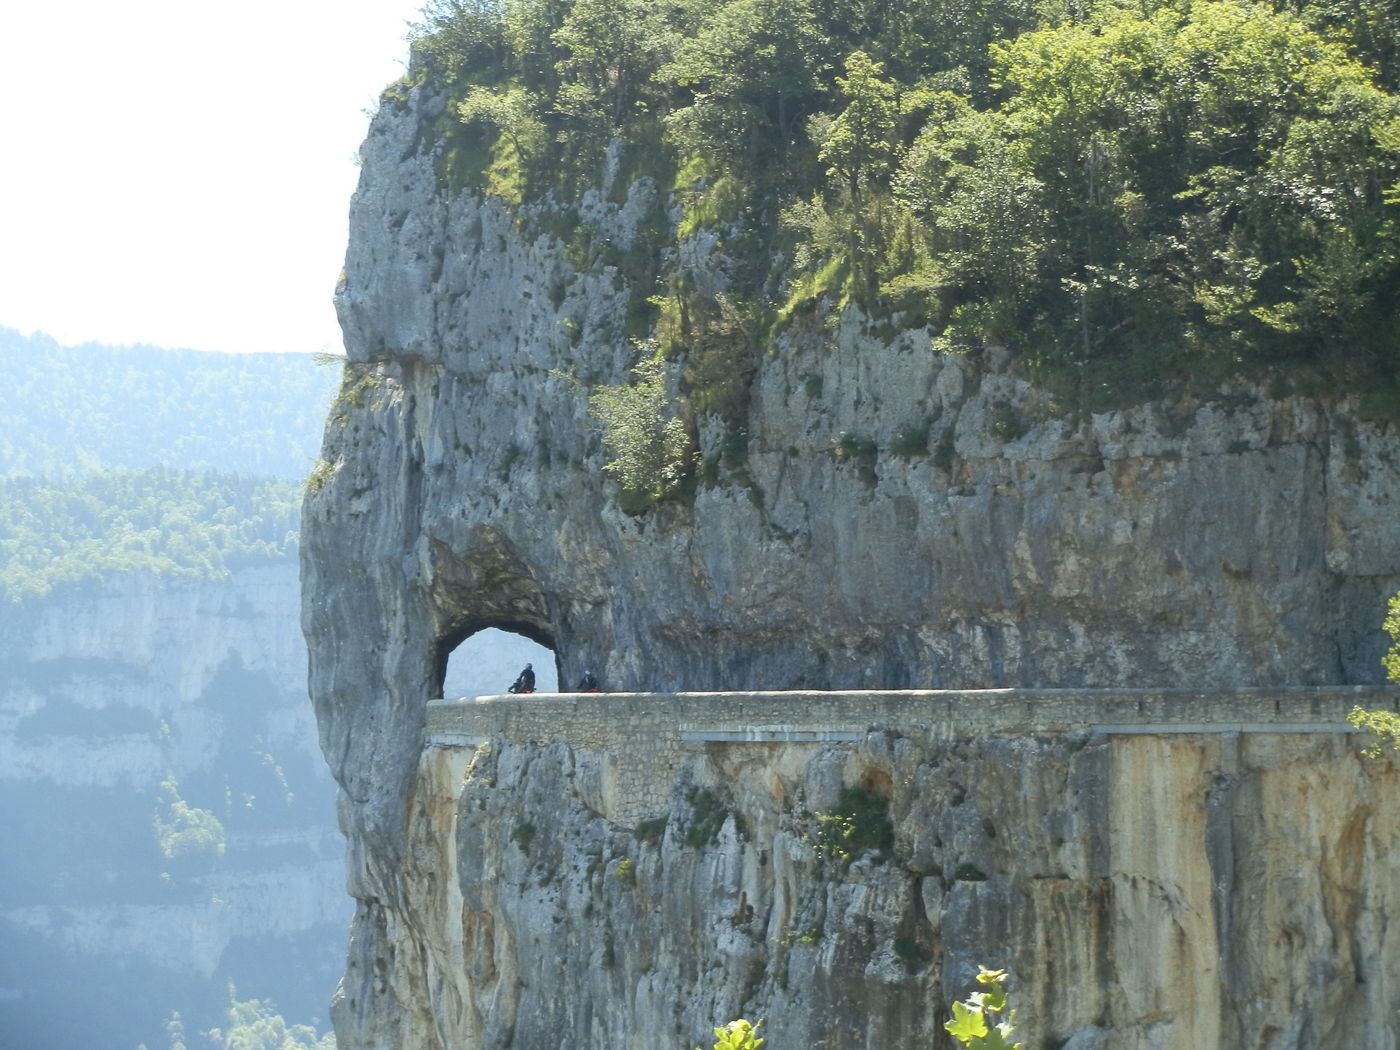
423, 686, 1397, 827
426, 686, 1396, 747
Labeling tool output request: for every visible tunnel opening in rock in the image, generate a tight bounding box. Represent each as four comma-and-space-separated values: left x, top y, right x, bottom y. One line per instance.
437, 625, 559, 699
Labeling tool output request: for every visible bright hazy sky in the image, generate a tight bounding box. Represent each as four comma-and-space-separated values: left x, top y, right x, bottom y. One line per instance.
0, 0, 427, 355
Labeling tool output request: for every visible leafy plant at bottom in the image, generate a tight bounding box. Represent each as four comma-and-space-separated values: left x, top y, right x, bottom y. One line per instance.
811, 810, 858, 865
945, 966, 1021, 1050
615, 857, 635, 886
809, 785, 894, 868
699, 1019, 764, 1050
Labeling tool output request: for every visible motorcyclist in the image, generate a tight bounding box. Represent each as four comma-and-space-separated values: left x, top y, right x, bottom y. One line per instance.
508, 663, 535, 694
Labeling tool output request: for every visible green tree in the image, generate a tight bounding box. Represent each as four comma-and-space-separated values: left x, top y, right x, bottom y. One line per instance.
1283, 0, 1400, 92
553, 0, 664, 132
818, 51, 899, 296
205, 986, 336, 1050
154, 777, 227, 860
658, 0, 824, 155
411, 0, 510, 88
587, 341, 693, 509
165, 1013, 188, 1050
983, 0, 1400, 373
821, 51, 897, 201
699, 1019, 764, 1050
1373, 117, 1400, 205
457, 84, 547, 162
990, 6, 1178, 363
895, 91, 1044, 342
501, 0, 572, 90
880, 0, 1040, 89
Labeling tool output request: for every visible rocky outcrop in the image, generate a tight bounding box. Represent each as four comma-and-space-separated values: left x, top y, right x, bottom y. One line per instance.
303, 83, 1400, 1049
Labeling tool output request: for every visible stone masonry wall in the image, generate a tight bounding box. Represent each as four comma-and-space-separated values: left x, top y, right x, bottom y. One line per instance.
426, 687, 1388, 827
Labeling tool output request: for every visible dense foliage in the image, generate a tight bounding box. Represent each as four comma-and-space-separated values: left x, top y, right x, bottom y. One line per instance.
701, 1019, 765, 1050
1348, 590, 1400, 752
0, 329, 339, 479
946, 967, 1022, 1049
151, 992, 336, 1050
0, 470, 301, 601
153, 776, 228, 861
407, 0, 1400, 420
584, 340, 695, 506
205, 989, 337, 1050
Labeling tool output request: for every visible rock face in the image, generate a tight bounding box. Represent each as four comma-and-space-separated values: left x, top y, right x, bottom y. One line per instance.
398, 690, 1400, 1050
0, 567, 349, 1050
302, 84, 1400, 1049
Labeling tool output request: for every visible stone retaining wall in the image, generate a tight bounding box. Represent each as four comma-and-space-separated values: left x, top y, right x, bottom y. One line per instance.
425, 686, 1396, 826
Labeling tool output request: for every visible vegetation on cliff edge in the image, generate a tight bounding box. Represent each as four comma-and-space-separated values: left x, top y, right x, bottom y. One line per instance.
402, 0, 1400, 441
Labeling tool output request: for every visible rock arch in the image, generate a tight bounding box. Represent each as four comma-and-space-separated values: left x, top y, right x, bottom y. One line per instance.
436, 623, 559, 698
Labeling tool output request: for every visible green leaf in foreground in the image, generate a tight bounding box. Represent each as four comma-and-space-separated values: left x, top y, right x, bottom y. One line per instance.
946, 966, 1022, 1049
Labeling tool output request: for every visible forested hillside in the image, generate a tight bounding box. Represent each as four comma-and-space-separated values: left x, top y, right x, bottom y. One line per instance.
407, 0, 1399, 415
0, 472, 301, 602
0, 331, 338, 601
0, 328, 340, 478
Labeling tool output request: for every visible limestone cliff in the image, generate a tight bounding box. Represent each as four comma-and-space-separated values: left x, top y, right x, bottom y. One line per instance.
302, 83, 1400, 1049
0, 567, 348, 1050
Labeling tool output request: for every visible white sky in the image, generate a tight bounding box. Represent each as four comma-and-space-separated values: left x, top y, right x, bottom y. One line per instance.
0, 0, 426, 355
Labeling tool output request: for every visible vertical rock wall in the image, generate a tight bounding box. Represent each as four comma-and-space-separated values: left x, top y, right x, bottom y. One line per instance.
303, 84, 1400, 1049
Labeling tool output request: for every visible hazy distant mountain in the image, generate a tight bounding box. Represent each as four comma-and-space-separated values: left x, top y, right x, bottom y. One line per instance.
0, 566, 347, 1050
0, 328, 341, 480
0, 331, 551, 1047
0, 332, 346, 1049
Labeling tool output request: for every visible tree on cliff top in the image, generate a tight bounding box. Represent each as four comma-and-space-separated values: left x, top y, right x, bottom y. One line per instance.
204, 986, 335, 1050
409, 0, 1400, 424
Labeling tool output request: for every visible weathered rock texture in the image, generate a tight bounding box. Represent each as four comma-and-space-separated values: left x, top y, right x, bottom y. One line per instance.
397, 690, 1400, 1050
302, 84, 1400, 1049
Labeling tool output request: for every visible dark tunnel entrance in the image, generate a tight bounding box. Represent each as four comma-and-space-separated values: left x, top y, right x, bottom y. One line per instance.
437, 625, 559, 699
